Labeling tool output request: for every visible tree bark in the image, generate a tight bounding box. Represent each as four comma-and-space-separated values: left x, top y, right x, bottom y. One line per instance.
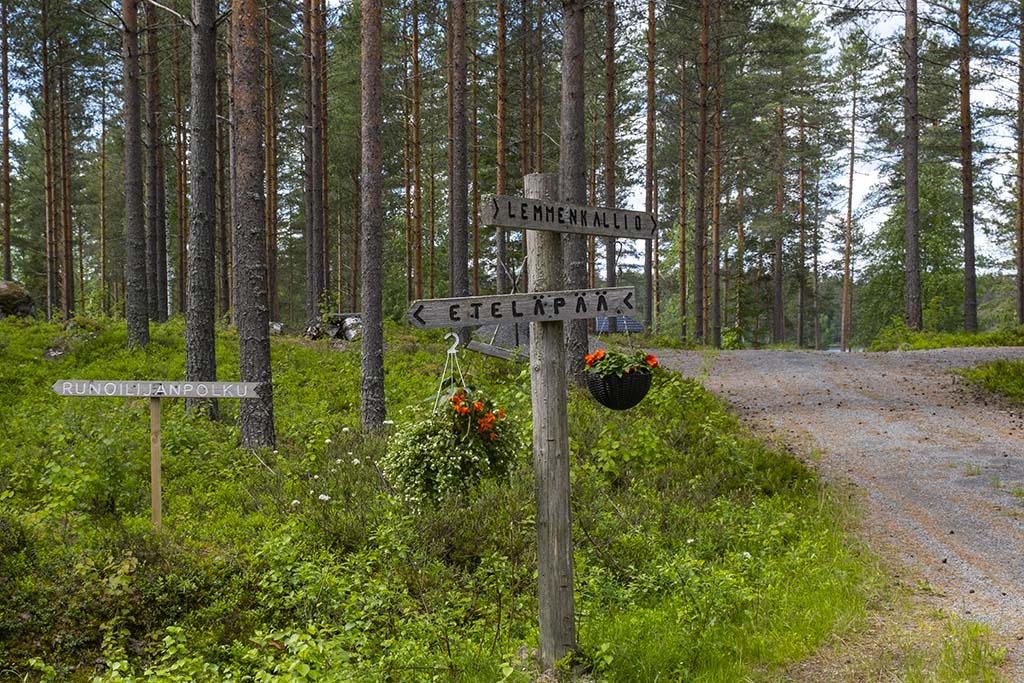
495, 0, 508, 293
264, 7, 279, 321
561, 0, 587, 386
186, 0, 219, 419
797, 110, 806, 348
904, 0, 922, 330
123, 0, 149, 347
710, 2, 722, 347
304, 0, 325, 321
145, 4, 167, 322
360, 0, 386, 431
217, 72, 231, 317
58, 48, 74, 320
644, 0, 655, 332
959, 0, 977, 332
412, 0, 423, 298
772, 105, 785, 345
449, 0, 469, 304
603, 0, 616, 331
100, 82, 108, 313
174, 25, 188, 314
678, 57, 687, 341
694, 0, 709, 343
231, 0, 274, 447
0, 0, 9, 281
842, 77, 856, 352
1017, 0, 1024, 325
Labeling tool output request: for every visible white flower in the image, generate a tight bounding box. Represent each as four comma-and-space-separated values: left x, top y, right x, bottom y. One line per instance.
325, 438, 332, 444
342, 427, 350, 433
335, 458, 342, 464
318, 493, 331, 502
352, 458, 360, 465
687, 538, 695, 544
309, 489, 314, 495
347, 451, 353, 456
313, 474, 319, 480
383, 419, 394, 425
291, 499, 300, 506
742, 551, 752, 560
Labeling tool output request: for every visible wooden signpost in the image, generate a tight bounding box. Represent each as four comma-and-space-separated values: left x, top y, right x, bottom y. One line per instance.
52, 380, 262, 530
405, 173, 654, 669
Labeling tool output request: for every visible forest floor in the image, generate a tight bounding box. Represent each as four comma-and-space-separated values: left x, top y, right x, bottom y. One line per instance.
658, 346, 1024, 681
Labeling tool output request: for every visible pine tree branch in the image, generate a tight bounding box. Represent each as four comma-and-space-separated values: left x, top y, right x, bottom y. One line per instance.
141, 0, 192, 28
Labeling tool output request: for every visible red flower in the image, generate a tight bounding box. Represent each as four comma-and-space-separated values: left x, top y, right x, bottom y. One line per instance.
585, 349, 606, 367
645, 354, 659, 369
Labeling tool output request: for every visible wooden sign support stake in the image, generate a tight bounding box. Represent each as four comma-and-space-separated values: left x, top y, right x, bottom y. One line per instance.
150, 397, 162, 529
526, 173, 576, 666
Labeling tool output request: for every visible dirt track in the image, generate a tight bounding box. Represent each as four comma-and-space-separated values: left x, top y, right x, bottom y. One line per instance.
658, 347, 1024, 672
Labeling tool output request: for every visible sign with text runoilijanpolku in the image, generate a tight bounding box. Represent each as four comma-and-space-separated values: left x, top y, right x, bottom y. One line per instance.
406, 286, 635, 330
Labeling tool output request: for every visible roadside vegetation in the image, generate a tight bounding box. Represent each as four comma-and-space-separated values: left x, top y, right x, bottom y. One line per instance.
867, 322, 1024, 352
0, 317, 1005, 682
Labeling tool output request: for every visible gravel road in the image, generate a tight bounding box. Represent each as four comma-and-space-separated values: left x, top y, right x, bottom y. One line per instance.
657, 347, 1024, 672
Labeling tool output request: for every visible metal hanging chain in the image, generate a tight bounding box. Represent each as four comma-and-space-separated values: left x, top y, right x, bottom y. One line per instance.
433, 332, 468, 413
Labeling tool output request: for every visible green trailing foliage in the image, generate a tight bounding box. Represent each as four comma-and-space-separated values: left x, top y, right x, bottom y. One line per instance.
0, 317, 883, 681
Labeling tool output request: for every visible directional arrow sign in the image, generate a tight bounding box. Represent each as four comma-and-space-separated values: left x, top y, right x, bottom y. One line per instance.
484, 195, 656, 240
51, 380, 262, 399
407, 287, 635, 330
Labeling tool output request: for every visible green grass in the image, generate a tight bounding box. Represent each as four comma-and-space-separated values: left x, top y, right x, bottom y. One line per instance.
961, 359, 1024, 405
0, 316, 1002, 682
868, 321, 1024, 352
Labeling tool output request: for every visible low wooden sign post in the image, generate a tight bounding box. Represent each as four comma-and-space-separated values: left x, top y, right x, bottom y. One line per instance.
406, 173, 654, 669
51, 380, 262, 530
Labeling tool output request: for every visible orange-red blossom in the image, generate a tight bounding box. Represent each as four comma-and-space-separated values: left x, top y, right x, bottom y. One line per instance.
645, 354, 659, 369
585, 349, 606, 367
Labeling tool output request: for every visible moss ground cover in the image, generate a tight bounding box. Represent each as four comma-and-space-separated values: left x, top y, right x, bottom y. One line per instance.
0, 317, 882, 681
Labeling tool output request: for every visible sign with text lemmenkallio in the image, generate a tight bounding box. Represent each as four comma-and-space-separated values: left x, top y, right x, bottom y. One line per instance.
52, 379, 264, 530
406, 286, 635, 330
484, 195, 656, 240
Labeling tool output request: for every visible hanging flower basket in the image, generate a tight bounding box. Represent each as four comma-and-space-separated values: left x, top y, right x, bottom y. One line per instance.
585, 370, 652, 410
584, 348, 658, 410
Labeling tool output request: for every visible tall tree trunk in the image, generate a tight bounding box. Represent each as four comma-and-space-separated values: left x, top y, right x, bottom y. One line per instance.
694, 0, 709, 343
174, 25, 188, 314
561, 0, 587, 386
735, 166, 744, 330
710, 3, 722, 348
449, 0, 469, 303
402, 16, 412, 302
959, 0, 977, 332
904, 0, 922, 330
842, 77, 857, 352
0, 0, 8, 281
186, 0, 219, 419
495, 0, 508, 293
772, 105, 784, 345
603, 0, 616, 331
320, 0, 330, 299
429, 143, 435, 297
534, 0, 543, 173
145, 4, 166, 322
58, 48, 73, 320
678, 57, 687, 341
217, 73, 231, 317
643, 0, 655, 332
231, 0, 274, 447
304, 0, 325, 320
264, 8, 279, 321
123, 0, 149, 347
412, 0, 423, 298
1017, 0, 1024, 325
797, 110, 806, 348
100, 82, 108, 313
813, 169, 821, 349
472, 46, 480, 296
41, 0, 56, 319
360, 0, 385, 430
351, 165, 360, 310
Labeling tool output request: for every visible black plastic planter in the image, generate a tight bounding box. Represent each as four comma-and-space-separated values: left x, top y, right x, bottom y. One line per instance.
585, 370, 652, 410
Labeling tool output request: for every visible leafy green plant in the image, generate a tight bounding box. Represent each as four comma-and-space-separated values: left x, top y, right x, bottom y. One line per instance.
381, 388, 523, 505
584, 347, 658, 378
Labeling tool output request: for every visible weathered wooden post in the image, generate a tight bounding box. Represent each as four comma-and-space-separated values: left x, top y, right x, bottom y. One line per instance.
524, 172, 576, 667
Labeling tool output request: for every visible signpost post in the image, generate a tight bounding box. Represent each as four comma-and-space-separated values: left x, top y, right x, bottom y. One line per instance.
52, 380, 262, 530
404, 173, 654, 669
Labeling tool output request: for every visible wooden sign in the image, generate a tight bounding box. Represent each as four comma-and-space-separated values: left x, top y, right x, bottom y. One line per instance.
52, 380, 261, 399
484, 194, 656, 240
406, 286, 635, 330
52, 379, 263, 530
